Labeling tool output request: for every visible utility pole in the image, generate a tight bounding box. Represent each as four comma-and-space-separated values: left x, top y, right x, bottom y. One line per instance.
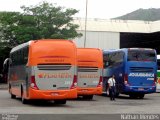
84, 0, 88, 48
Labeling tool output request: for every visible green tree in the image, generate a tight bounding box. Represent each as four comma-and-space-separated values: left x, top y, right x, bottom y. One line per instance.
21, 1, 81, 39
0, 2, 82, 76
0, 1, 81, 48
0, 12, 20, 47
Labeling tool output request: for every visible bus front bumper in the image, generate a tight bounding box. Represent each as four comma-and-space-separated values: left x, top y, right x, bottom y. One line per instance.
77, 87, 102, 96
124, 86, 156, 94
28, 88, 77, 100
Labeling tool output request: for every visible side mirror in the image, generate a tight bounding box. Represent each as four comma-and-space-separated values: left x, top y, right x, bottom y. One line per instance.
4, 58, 12, 66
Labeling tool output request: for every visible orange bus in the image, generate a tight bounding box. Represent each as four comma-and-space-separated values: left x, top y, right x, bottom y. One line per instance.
77, 48, 103, 99
8, 39, 77, 104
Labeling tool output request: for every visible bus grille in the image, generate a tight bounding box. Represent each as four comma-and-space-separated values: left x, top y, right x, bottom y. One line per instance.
78, 67, 98, 72
87, 85, 97, 87
57, 87, 69, 90
130, 67, 153, 72
37, 64, 71, 70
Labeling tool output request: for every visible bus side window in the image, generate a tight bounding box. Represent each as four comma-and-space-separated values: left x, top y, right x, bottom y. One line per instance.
103, 55, 109, 68
11, 52, 15, 66
23, 47, 29, 65
108, 52, 124, 68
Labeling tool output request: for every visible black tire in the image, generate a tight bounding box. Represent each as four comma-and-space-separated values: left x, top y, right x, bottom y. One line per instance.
129, 94, 138, 99
11, 93, 16, 99
88, 95, 93, 100
9, 84, 16, 99
22, 97, 28, 104
21, 86, 28, 104
138, 94, 145, 99
83, 95, 93, 100
54, 100, 66, 104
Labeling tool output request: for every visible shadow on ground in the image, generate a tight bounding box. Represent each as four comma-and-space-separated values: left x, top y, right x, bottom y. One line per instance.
14, 97, 71, 107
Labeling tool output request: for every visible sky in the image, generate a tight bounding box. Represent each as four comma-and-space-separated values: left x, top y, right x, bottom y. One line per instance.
0, 0, 160, 19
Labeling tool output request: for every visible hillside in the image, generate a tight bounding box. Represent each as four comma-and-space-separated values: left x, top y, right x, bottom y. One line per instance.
114, 8, 160, 21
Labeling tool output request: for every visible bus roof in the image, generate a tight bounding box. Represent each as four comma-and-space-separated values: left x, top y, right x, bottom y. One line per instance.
10, 39, 74, 53
103, 49, 123, 54
121, 48, 155, 51
77, 48, 102, 59
29, 39, 76, 66
104, 48, 155, 52
77, 48, 103, 68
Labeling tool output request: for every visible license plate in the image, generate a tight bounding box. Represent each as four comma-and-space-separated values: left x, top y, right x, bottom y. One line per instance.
138, 88, 144, 91
82, 89, 88, 92
51, 92, 59, 96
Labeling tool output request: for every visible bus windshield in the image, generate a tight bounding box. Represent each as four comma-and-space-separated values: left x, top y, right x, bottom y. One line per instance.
127, 50, 156, 62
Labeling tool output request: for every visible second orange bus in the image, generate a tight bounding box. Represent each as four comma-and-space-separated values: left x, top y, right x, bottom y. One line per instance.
77, 48, 103, 99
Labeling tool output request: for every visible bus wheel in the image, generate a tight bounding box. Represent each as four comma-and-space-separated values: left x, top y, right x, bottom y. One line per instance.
83, 95, 93, 100
88, 95, 93, 100
21, 97, 28, 104
139, 94, 145, 99
21, 86, 28, 104
129, 94, 138, 99
11, 94, 16, 99
9, 85, 16, 99
54, 100, 66, 104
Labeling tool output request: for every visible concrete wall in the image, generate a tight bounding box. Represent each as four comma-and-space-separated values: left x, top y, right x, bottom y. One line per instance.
74, 31, 120, 50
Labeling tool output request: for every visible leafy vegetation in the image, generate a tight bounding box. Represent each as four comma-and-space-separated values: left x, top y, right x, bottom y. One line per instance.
0, 2, 81, 48
0, 1, 81, 78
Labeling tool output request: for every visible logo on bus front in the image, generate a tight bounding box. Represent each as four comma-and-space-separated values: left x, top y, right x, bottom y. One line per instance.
79, 74, 99, 78
128, 73, 154, 77
38, 73, 73, 78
